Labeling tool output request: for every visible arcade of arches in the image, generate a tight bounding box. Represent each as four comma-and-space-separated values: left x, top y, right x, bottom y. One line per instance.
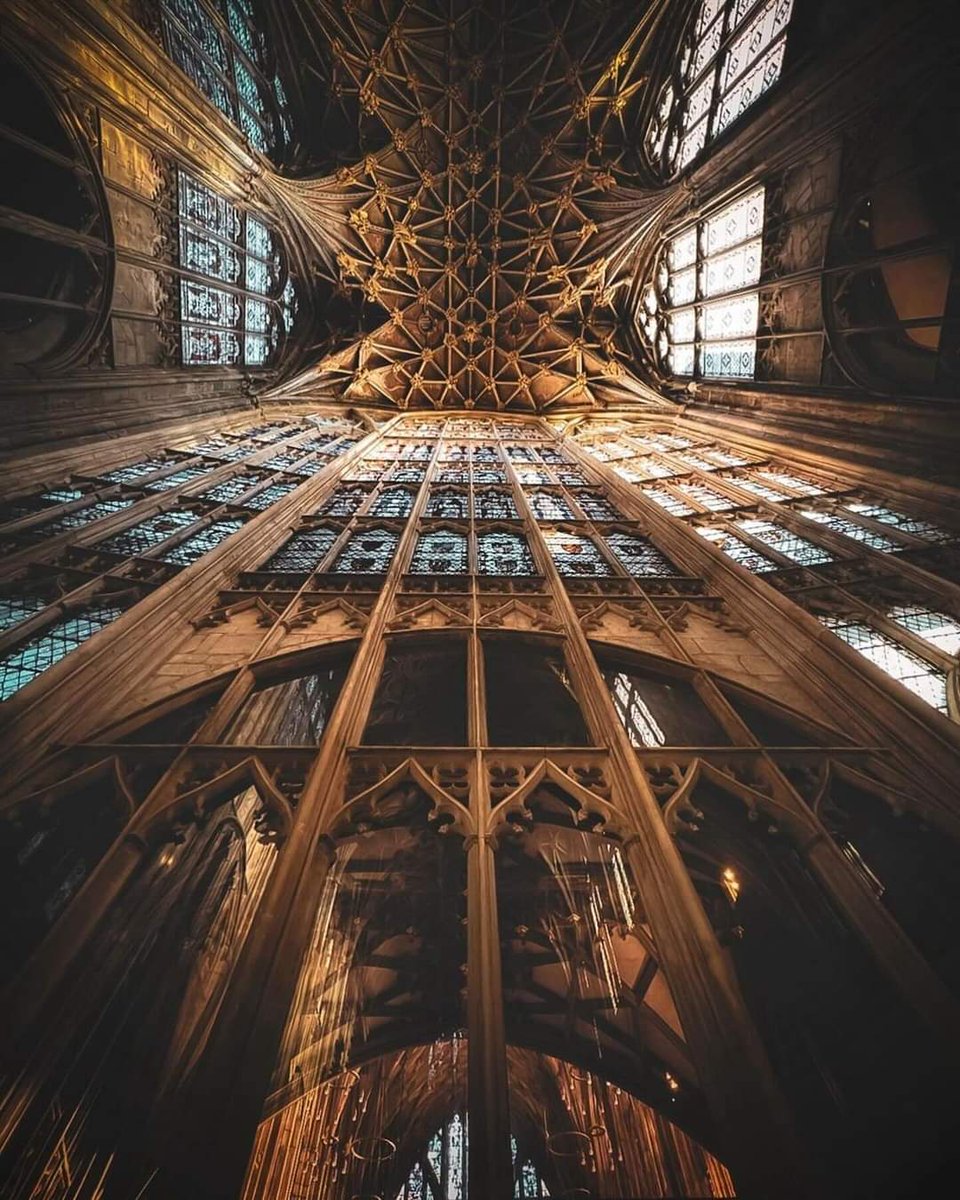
1, 2, 959, 1199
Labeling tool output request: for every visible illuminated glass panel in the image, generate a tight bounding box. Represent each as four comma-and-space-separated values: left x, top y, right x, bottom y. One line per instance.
645, 0, 795, 177
754, 469, 824, 496
264, 527, 339, 573
259, 453, 302, 471
318, 487, 368, 517
177, 172, 289, 367
611, 672, 666, 747
394, 467, 427, 484
438, 468, 470, 485
730, 475, 791, 500
0, 605, 124, 701
160, 517, 243, 566
0, 594, 49, 632
887, 607, 960, 655
201, 473, 261, 504
2, 488, 85, 524
328, 528, 400, 574
643, 186, 764, 380
544, 530, 614, 577
143, 466, 209, 492
697, 524, 779, 572
643, 487, 695, 516
473, 468, 508, 484
734, 518, 833, 565
161, 0, 282, 155
371, 487, 417, 518
10, 499, 136, 548
842, 503, 954, 544
409, 530, 469, 574
426, 490, 469, 519
799, 509, 899, 552
475, 490, 518, 521
607, 532, 677, 577
674, 481, 735, 510
506, 446, 537, 462
101, 457, 170, 484
576, 492, 621, 521
821, 616, 948, 712
514, 467, 552, 486
244, 481, 299, 511
95, 510, 197, 557
477, 531, 536, 576
527, 491, 574, 521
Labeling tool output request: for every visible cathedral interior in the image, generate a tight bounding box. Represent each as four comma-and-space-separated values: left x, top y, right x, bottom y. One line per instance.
1, 1, 959, 1197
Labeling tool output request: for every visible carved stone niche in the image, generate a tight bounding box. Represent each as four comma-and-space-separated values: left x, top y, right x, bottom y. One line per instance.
476, 596, 560, 634
388, 595, 472, 632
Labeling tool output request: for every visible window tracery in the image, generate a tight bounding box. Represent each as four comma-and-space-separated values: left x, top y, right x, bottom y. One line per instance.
640, 187, 765, 380
177, 173, 294, 367
645, 0, 795, 177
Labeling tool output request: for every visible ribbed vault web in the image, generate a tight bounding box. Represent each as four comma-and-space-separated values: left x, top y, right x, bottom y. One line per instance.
268, 0, 679, 412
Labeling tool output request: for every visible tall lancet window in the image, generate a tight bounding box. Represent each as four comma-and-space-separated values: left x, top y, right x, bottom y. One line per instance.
160, 0, 289, 156
640, 185, 765, 379
646, 0, 796, 177
176, 172, 295, 366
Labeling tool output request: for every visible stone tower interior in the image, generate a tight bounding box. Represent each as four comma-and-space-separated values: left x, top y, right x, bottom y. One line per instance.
1, 1, 959, 1197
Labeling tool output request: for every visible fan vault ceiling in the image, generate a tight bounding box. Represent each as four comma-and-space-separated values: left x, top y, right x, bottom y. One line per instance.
266, 0, 680, 413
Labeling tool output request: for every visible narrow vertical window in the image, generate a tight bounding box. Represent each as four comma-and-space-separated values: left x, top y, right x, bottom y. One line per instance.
640, 186, 765, 380
177, 172, 295, 367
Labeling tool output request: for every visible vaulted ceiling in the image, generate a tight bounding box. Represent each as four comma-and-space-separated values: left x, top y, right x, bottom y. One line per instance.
266, 0, 681, 412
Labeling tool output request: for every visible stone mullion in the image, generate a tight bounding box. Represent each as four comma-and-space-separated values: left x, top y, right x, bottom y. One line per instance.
512, 463, 814, 1199
0, 419, 385, 1042
161, 429, 440, 1199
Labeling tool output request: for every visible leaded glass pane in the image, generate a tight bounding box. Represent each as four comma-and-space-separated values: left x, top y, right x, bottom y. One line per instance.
318, 487, 368, 517
755, 469, 824, 496
887, 607, 960, 655
426, 490, 469, 519
18, 498, 136, 543
643, 487, 694, 515
0, 606, 124, 701
328, 528, 400, 574
477, 531, 536, 576
201, 473, 261, 503
160, 517, 244, 566
699, 338, 756, 378
527, 491, 574, 521
409, 530, 469, 574
611, 672, 667, 747
101, 458, 170, 484
2, 488, 85, 524
264, 528, 339, 573
95, 510, 197, 557
475, 491, 518, 521
371, 487, 416, 518
675, 482, 735, 511
474, 469, 507, 484
735, 518, 834, 565
799, 509, 899, 552
0, 594, 49, 632
245, 481, 299, 511
576, 493, 620, 521
821, 617, 948, 712
177, 173, 240, 243
843, 503, 953, 544
697, 524, 779, 572
607, 532, 677, 576
143, 466, 209, 492
544, 530, 613, 576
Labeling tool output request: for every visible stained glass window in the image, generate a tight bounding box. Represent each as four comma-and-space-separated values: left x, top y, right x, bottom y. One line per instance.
477, 531, 536, 576
641, 186, 765, 380
799, 509, 899, 553
161, 0, 286, 157
527, 491, 574, 521
696, 524, 779, 572
675, 481, 735, 511
395, 1116, 549, 1200
544, 530, 614, 577
409, 530, 469, 574
201, 473, 261, 504
734, 518, 834, 566
886, 607, 960, 656
159, 517, 244, 566
2, 488, 85, 525
177, 172, 291, 367
607, 532, 677, 577
514, 467, 552, 486
645, 0, 795, 177
95, 510, 198, 558
754, 469, 824, 496
143, 466, 210, 492
328, 528, 400, 574
821, 616, 949, 712
264, 527, 339, 573
318, 487, 368, 517
394, 467, 427, 483
371, 487, 417, 518
475, 491, 519, 521
643, 488, 695, 516
5, 499, 137, 547
426, 490, 469, 519
842, 503, 954, 544
611, 672, 667, 747
576, 492, 621, 521
101, 457, 171, 484
0, 594, 50, 632
473, 468, 508, 485
244, 481, 299, 511
0, 605, 124, 701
